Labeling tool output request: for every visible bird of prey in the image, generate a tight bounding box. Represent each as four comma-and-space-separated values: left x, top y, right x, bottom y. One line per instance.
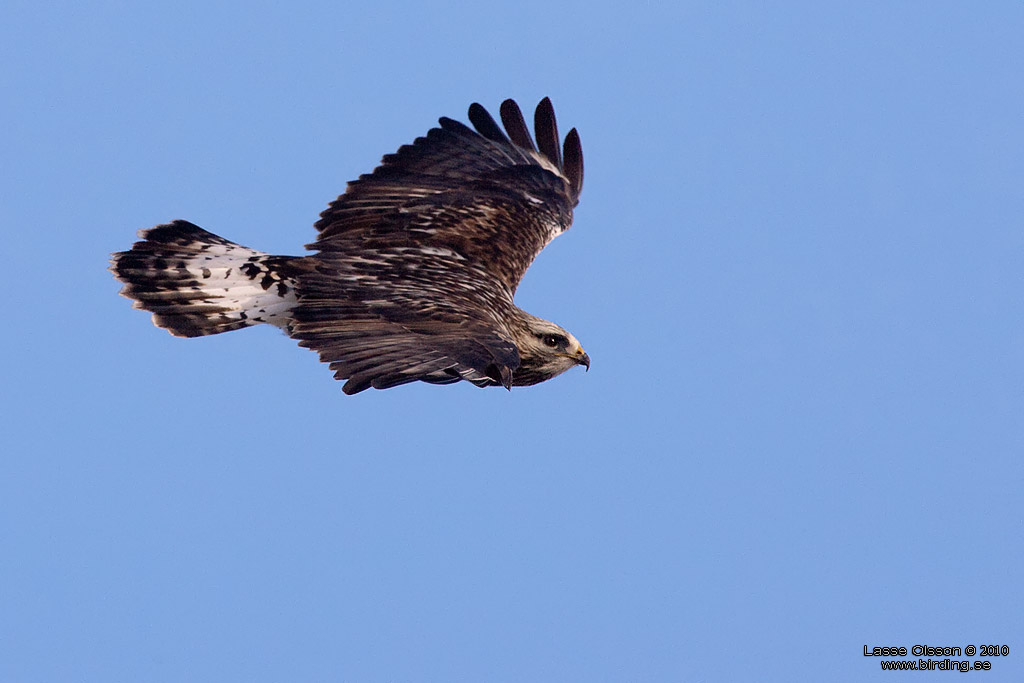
111, 98, 589, 394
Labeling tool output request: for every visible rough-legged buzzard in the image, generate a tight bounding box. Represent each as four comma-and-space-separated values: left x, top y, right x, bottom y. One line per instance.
111, 98, 589, 394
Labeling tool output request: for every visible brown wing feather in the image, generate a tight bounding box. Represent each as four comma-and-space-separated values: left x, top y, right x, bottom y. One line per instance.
467, 103, 509, 144
499, 99, 537, 151
313, 98, 583, 270
533, 97, 562, 169
291, 310, 520, 394
562, 128, 584, 200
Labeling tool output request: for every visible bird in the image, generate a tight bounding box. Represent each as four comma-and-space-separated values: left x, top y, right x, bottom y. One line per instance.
110, 98, 590, 395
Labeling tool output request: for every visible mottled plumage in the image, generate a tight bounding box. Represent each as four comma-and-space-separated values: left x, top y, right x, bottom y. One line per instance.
111, 98, 589, 394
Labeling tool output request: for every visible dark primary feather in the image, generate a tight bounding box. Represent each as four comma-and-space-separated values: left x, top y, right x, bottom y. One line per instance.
562, 129, 584, 199
533, 97, 562, 169
499, 100, 537, 152
466, 103, 509, 144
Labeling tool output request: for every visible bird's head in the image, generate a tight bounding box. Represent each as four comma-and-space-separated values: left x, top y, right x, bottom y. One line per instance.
510, 314, 589, 386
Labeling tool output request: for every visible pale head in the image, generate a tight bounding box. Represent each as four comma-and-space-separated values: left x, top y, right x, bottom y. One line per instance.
509, 311, 589, 386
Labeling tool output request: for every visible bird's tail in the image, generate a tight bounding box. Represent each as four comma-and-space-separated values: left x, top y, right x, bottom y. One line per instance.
110, 220, 301, 338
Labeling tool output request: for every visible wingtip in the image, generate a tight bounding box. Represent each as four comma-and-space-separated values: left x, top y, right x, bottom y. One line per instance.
468, 102, 509, 143
467, 103, 485, 123
533, 97, 562, 168
562, 127, 584, 200
499, 99, 536, 152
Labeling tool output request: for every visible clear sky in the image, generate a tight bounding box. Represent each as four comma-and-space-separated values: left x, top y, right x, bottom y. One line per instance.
2, 1, 1021, 681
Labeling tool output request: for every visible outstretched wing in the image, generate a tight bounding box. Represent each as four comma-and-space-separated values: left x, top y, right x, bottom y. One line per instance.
290, 98, 584, 393
290, 306, 522, 394
311, 97, 583, 295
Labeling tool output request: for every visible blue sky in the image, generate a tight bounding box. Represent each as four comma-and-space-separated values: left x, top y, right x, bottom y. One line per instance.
2, 1, 1022, 681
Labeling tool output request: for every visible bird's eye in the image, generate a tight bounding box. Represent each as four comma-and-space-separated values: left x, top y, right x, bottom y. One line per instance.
542, 334, 560, 348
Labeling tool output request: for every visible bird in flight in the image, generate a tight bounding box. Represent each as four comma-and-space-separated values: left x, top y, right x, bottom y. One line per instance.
111, 98, 589, 394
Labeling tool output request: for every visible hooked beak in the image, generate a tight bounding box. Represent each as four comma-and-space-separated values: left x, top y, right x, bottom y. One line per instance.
577, 349, 590, 371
